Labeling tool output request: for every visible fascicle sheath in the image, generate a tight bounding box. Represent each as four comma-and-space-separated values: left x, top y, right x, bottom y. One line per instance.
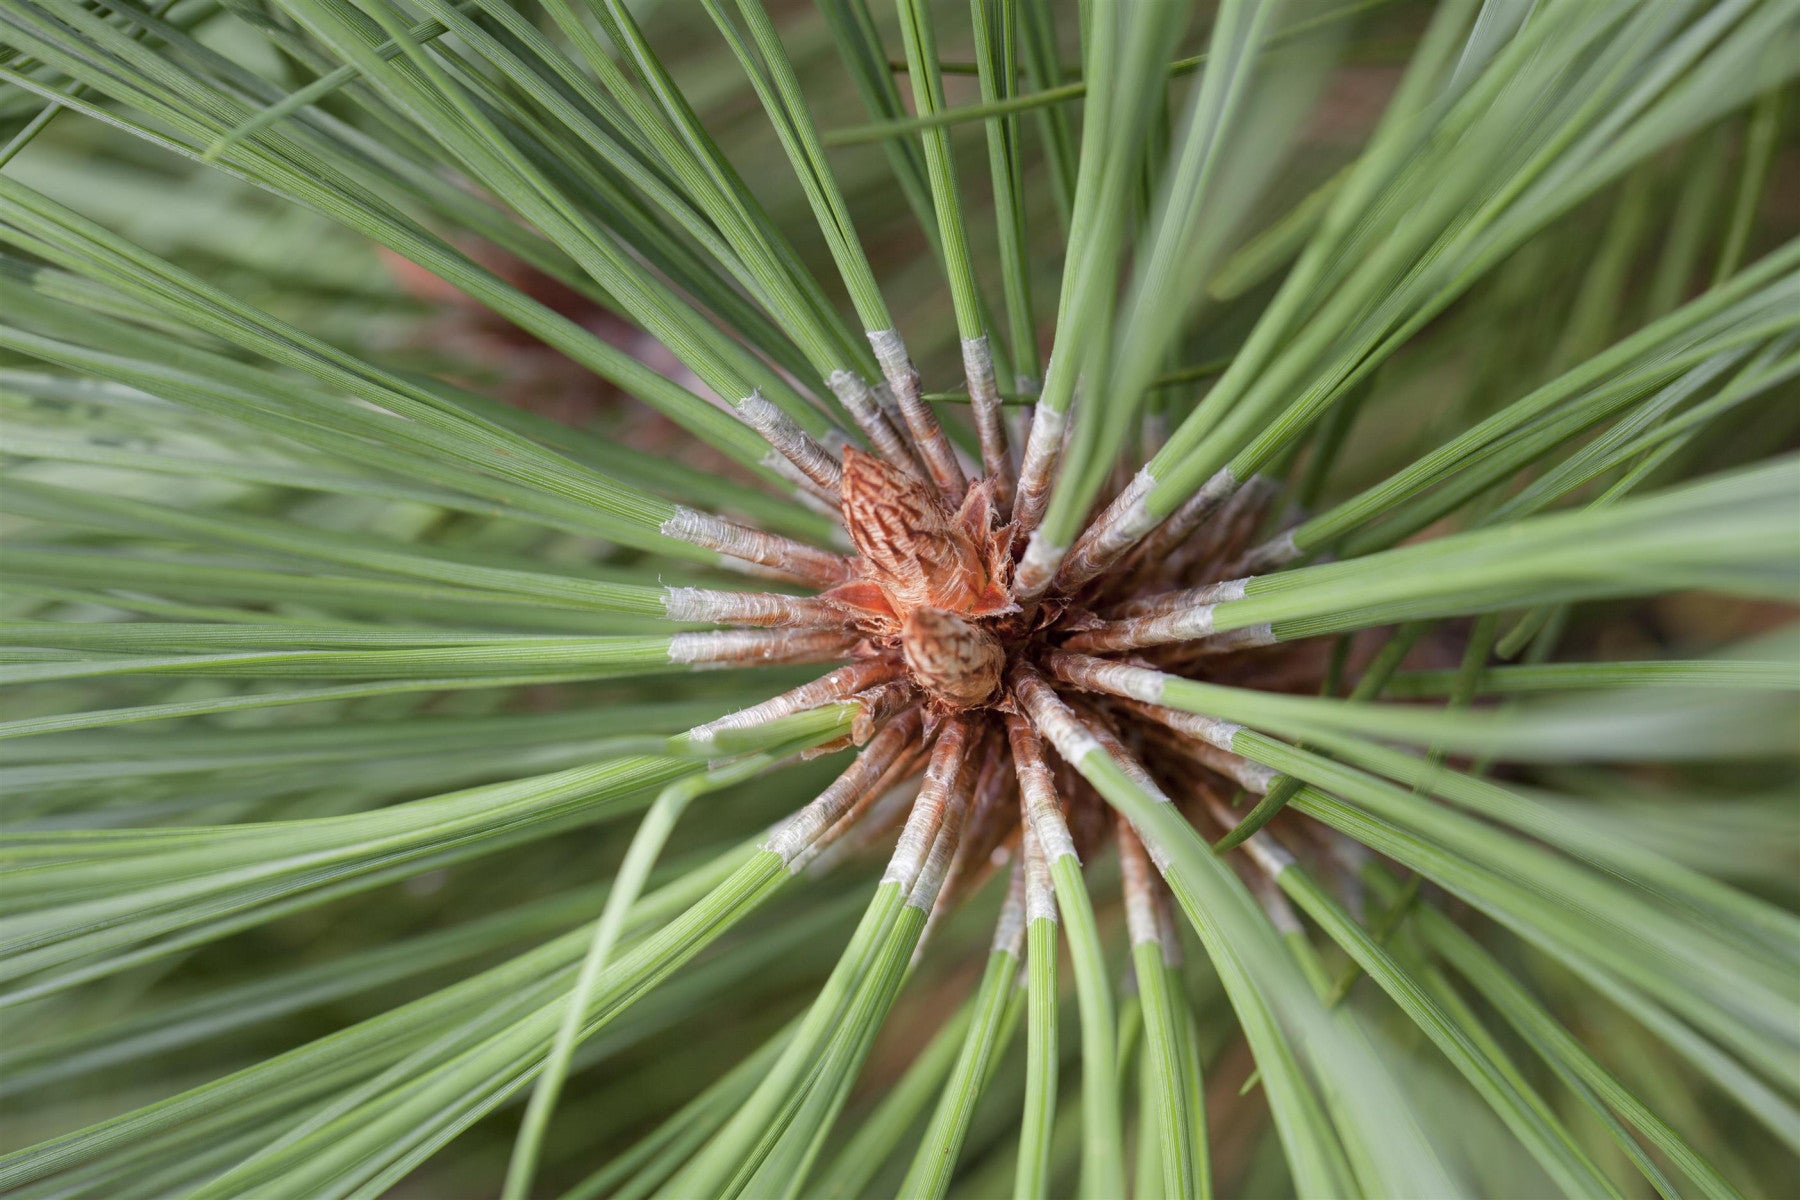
883, 717, 973, 894
1012, 528, 1066, 603
802, 740, 928, 874
828, 368, 924, 474
1005, 706, 1078, 864
991, 859, 1029, 955
662, 506, 851, 587
1158, 476, 1278, 582
908, 775, 973, 914
1116, 816, 1163, 948
869, 327, 967, 500
762, 453, 843, 518
1060, 604, 1218, 654
1051, 467, 1156, 593
1011, 398, 1066, 536
685, 659, 901, 746
1082, 715, 1174, 870
662, 586, 844, 628
735, 389, 843, 497
1202, 794, 1297, 927
1042, 650, 1166, 704
1124, 466, 1241, 574
1121, 699, 1279, 794
764, 707, 921, 868
1237, 526, 1304, 575
962, 335, 1013, 505
666, 627, 858, 669
1191, 624, 1279, 656
1011, 667, 1102, 765
1022, 826, 1058, 924
851, 679, 917, 744
1106, 577, 1250, 620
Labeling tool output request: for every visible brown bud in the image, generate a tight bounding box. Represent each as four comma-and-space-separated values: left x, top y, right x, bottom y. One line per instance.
901, 607, 1004, 708
841, 448, 985, 613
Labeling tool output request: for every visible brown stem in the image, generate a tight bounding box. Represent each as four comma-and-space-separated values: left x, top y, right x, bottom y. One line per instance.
765, 705, 924, 868
685, 658, 903, 746
662, 506, 853, 587
962, 335, 1014, 510
662, 587, 850, 628
666, 626, 861, 668
885, 716, 974, 895
734, 390, 844, 500
829, 369, 929, 478
869, 328, 968, 501
1004, 700, 1080, 864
